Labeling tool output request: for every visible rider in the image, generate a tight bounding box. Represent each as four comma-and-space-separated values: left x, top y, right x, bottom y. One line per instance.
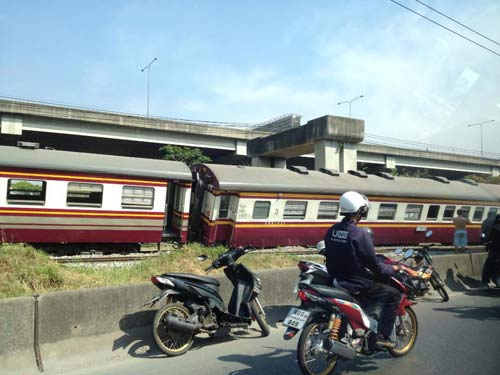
482, 213, 500, 287
324, 191, 416, 349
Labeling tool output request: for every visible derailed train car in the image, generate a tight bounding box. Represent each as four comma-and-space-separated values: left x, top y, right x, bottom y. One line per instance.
0, 144, 192, 252
1, 143, 499, 251
191, 164, 500, 247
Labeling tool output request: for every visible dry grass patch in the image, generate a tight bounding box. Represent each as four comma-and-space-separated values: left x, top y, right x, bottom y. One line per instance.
0, 243, 322, 298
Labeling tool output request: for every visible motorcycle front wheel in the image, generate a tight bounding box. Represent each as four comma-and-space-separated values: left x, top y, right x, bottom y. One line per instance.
297, 320, 338, 375
430, 272, 449, 302
153, 303, 194, 356
251, 298, 270, 336
388, 306, 418, 357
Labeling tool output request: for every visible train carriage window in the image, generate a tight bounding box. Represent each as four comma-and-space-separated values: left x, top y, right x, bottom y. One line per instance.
122, 186, 154, 209
472, 207, 485, 222
443, 205, 456, 221
488, 207, 499, 217
7, 179, 46, 205
218, 195, 231, 219
377, 204, 397, 220
404, 204, 423, 221
317, 201, 339, 220
253, 201, 271, 219
426, 205, 440, 221
66, 183, 103, 207
284, 201, 308, 220
460, 206, 471, 218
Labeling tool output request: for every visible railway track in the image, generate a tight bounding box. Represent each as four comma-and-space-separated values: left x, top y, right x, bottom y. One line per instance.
50, 244, 486, 264
52, 253, 160, 264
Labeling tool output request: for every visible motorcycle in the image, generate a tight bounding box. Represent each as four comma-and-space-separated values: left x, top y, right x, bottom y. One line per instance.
145, 246, 270, 356
395, 230, 449, 302
293, 240, 331, 294
482, 240, 500, 288
283, 249, 418, 375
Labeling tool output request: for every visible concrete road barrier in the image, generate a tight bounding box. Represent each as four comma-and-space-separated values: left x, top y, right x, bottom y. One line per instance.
0, 253, 489, 374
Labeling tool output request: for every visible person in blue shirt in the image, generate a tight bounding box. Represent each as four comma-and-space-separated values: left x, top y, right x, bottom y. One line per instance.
324, 191, 414, 349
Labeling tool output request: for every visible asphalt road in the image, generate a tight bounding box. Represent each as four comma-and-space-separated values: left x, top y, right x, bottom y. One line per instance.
45, 289, 500, 375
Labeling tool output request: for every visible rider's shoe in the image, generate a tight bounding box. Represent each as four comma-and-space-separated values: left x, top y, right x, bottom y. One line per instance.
376, 335, 396, 349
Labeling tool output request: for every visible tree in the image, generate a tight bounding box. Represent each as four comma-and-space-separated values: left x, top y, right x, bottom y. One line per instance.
159, 145, 212, 166
464, 174, 500, 185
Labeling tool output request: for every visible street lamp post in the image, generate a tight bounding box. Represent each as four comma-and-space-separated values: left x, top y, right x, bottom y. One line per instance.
466, 119, 495, 157
141, 57, 158, 117
337, 95, 364, 118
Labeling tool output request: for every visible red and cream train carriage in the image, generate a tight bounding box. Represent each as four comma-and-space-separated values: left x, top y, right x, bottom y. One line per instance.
0, 144, 192, 250
191, 164, 500, 248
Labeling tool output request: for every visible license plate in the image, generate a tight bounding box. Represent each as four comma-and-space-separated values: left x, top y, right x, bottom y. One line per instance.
283, 308, 311, 330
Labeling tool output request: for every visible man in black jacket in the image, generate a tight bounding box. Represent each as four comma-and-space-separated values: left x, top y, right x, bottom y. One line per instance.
324, 191, 413, 349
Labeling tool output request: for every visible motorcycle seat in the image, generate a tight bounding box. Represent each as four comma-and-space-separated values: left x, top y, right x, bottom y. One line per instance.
302, 283, 358, 303
162, 273, 221, 286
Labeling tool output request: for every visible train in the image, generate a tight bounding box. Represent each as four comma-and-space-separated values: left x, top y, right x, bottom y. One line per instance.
1, 143, 499, 253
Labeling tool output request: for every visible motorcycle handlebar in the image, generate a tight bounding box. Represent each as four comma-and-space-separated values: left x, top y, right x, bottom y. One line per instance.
205, 265, 215, 273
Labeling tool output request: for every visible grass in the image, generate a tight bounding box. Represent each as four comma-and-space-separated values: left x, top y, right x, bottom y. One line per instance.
0, 243, 321, 299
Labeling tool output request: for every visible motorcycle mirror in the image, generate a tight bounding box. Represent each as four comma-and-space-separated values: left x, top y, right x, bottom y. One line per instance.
403, 249, 414, 259
394, 248, 403, 255
197, 255, 208, 261
316, 240, 326, 255
425, 230, 433, 238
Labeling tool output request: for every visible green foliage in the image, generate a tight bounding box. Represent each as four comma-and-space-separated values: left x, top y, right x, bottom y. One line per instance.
10, 180, 43, 191
159, 145, 212, 166
0, 245, 64, 298
391, 167, 432, 178
465, 174, 500, 185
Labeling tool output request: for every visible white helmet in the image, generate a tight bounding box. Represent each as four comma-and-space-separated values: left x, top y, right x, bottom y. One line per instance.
339, 191, 370, 217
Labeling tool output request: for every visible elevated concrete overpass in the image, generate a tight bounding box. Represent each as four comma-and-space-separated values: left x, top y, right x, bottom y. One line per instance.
1, 98, 499, 177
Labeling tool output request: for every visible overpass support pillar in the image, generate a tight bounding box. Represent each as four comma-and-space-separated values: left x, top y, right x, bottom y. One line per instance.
1, 115, 23, 135
314, 140, 339, 171
385, 155, 396, 170
314, 140, 357, 172
235, 140, 247, 156
492, 167, 499, 177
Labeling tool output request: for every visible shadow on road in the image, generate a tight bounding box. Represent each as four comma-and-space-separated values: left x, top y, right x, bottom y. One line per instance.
433, 303, 500, 321
113, 309, 166, 359
218, 346, 380, 375
444, 268, 468, 292
112, 305, 295, 360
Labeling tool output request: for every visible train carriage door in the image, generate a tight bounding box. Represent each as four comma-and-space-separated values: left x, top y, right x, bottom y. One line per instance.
189, 171, 207, 241
163, 181, 190, 243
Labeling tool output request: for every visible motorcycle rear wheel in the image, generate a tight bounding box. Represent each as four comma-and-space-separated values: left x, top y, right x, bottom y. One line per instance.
251, 298, 270, 336
153, 303, 194, 356
388, 306, 418, 357
430, 272, 449, 302
297, 321, 338, 375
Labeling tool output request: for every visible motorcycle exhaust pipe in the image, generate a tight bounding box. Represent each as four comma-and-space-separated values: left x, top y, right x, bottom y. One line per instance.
164, 315, 201, 334
327, 340, 357, 360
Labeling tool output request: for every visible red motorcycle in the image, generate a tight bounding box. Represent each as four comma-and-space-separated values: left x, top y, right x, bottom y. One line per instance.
283, 249, 418, 375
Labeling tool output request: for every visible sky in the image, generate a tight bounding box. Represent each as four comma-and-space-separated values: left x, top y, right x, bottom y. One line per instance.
1, 0, 499, 156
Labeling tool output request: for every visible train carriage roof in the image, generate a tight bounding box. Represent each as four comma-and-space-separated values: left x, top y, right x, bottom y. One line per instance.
198, 164, 500, 203
0, 145, 192, 181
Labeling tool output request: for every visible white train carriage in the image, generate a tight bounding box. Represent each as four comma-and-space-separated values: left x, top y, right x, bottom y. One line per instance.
191, 164, 500, 248
0, 144, 192, 251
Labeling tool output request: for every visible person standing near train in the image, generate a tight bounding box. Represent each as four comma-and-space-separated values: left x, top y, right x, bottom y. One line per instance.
453, 209, 471, 253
